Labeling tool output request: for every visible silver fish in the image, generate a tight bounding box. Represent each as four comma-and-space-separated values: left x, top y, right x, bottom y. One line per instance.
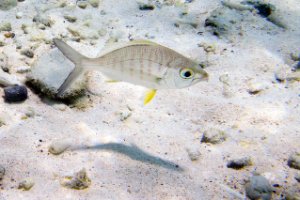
53, 39, 208, 104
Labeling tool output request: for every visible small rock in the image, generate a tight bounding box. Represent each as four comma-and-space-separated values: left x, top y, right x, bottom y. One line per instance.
61, 168, 91, 190
4, 32, 15, 38
0, 165, 5, 180
4, 85, 28, 103
48, 140, 71, 155
284, 186, 300, 200
291, 53, 300, 62
227, 157, 252, 169
245, 175, 273, 200
20, 49, 34, 58
64, 15, 77, 23
138, 2, 155, 10
0, 53, 9, 72
288, 152, 300, 170
275, 68, 289, 82
295, 173, 300, 183
88, 0, 100, 8
33, 14, 53, 27
247, 82, 265, 95
24, 107, 35, 118
16, 66, 31, 74
18, 178, 34, 191
186, 148, 201, 161
119, 109, 132, 121
0, 70, 21, 86
0, 22, 12, 32
0, 0, 17, 11
201, 128, 227, 144
77, 1, 88, 9
16, 12, 23, 19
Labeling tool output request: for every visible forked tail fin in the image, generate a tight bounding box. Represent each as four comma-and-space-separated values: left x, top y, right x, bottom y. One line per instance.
53, 39, 87, 97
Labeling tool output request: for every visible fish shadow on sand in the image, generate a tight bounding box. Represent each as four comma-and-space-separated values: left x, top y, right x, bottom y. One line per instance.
74, 143, 184, 172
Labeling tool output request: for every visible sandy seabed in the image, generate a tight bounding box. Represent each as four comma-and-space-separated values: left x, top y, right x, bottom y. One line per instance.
0, 0, 300, 199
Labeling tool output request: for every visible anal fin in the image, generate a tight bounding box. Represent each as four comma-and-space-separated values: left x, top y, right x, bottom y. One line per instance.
144, 89, 157, 105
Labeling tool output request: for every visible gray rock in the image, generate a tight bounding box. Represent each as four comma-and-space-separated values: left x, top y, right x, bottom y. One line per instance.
0, 165, 5, 180
245, 175, 273, 200
201, 128, 227, 144
227, 157, 252, 169
0, 0, 17, 11
0, 22, 12, 32
288, 152, 300, 170
27, 48, 86, 99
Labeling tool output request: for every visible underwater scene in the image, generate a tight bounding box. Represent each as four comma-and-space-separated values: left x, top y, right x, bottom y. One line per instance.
0, 0, 300, 199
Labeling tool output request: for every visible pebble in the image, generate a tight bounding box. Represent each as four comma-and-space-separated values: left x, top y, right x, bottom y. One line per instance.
0, 165, 5, 180
16, 66, 31, 74
4, 85, 28, 103
291, 53, 300, 61
20, 49, 34, 58
0, 0, 17, 11
295, 173, 300, 183
119, 109, 132, 121
0, 53, 9, 72
284, 186, 300, 200
4, 32, 15, 38
186, 147, 201, 161
33, 14, 53, 27
88, 0, 100, 8
61, 168, 91, 190
227, 157, 252, 169
247, 82, 265, 95
18, 178, 34, 191
245, 175, 273, 200
201, 128, 227, 144
64, 15, 77, 23
138, 2, 155, 10
48, 140, 71, 155
288, 152, 300, 170
0, 22, 12, 32
0, 70, 20, 86
16, 12, 23, 19
52, 104, 68, 111
77, 1, 88, 9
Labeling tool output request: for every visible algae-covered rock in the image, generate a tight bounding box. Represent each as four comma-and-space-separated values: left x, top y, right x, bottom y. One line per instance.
61, 168, 91, 190
18, 178, 34, 191
0, 22, 12, 32
288, 152, 300, 170
227, 157, 252, 169
201, 128, 227, 144
0, 0, 17, 11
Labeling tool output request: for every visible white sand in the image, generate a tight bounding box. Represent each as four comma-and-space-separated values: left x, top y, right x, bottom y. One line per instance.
0, 0, 299, 199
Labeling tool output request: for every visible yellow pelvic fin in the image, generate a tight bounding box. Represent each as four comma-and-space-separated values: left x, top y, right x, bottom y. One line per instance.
144, 89, 157, 105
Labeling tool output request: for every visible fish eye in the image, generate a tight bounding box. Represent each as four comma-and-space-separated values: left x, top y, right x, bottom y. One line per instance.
180, 68, 194, 79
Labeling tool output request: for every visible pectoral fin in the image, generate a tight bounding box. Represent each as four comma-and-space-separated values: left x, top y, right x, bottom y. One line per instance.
144, 89, 157, 105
